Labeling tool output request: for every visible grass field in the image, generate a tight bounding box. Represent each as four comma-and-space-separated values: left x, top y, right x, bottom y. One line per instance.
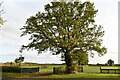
101, 66, 119, 69
20, 65, 120, 73
20, 65, 65, 73
2, 72, 40, 78
46, 73, 119, 78
2, 72, 119, 79
83, 66, 100, 73
83, 66, 120, 73
39, 68, 53, 72
2, 65, 120, 79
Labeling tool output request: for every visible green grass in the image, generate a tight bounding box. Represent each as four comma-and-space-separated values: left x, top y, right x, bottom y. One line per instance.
20, 65, 120, 73
101, 67, 119, 69
39, 68, 53, 72
83, 66, 100, 73
100, 66, 120, 74
2, 65, 120, 79
20, 66, 40, 68
2, 72, 40, 78
2, 72, 119, 79
20, 65, 65, 73
83, 66, 120, 73
21, 66, 53, 73
46, 73, 119, 78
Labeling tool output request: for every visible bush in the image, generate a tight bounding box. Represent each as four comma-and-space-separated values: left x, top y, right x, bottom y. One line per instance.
107, 59, 114, 66
21, 67, 39, 73
53, 67, 65, 74
2, 66, 21, 73
78, 66, 83, 72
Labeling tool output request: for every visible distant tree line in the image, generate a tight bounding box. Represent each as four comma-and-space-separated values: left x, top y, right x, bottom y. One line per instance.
3, 62, 39, 66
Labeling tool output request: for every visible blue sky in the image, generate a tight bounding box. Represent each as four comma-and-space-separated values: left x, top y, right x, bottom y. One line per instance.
0, 0, 119, 64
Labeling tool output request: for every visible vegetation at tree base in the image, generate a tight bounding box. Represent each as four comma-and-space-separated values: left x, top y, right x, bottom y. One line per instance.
73, 50, 88, 65
107, 59, 114, 66
20, 1, 107, 74
53, 67, 65, 74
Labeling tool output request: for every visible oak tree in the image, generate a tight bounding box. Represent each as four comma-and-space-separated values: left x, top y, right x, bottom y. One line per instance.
20, 1, 107, 73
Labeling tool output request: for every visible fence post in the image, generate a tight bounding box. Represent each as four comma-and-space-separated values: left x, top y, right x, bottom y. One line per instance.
115, 70, 116, 74
38, 67, 39, 73
81, 67, 83, 72
21, 67, 22, 73
100, 67, 102, 73
53, 67, 56, 74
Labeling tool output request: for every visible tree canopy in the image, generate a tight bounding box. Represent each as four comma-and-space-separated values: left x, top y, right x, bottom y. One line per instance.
20, 1, 106, 55
0, 2, 4, 26
107, 59, 114, 66
74, 50, 88, 65
20, 1, 107, 73
14, 55, 24, 63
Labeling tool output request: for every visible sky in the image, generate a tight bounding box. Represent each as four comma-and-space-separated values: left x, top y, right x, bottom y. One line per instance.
0, 0, 119, 64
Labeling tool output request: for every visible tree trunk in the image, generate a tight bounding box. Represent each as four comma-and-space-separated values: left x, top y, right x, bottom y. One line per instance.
65, 53, 78, 74
19, 63, 21, 66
